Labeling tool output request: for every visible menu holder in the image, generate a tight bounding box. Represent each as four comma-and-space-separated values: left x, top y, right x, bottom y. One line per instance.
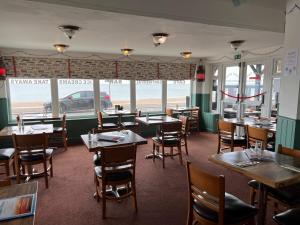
0, 194, 36, 221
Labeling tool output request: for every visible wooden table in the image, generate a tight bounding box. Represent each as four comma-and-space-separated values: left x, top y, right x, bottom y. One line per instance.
0, 124, 54, 138
0, 182, 38, 225
81, 130, 147, 152
103, 110, 135, 125
171, 106, 198, 114
209, 150, 300, 225
224, 118, 276, 133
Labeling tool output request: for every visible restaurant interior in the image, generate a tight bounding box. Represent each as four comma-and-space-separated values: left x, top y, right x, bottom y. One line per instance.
0, 0, 300, 225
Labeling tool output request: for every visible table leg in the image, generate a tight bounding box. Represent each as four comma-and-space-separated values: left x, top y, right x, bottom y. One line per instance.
257, 183, 267, 225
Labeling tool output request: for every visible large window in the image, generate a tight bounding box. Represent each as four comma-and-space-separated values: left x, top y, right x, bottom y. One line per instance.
57, 79, 94, 116
136, 80, 162, 112
8, 78, 52, 119
99, 80, 130, 110
167, 80, 190, 108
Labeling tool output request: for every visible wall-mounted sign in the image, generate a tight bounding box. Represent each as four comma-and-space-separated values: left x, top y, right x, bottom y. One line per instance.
284, 48, 298, 76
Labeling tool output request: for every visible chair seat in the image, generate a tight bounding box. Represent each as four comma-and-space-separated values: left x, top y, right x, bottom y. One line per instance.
94, 166, 132, 182
273, 208, 300, 225
0, 148, 15, 160
101, 123, 118, 129
221, 135, 246, 145
248, 180, 300, 205
20, 149, 53, 162
193, 193, 258, 224
121, 122, 139, 127
152, 136, 180, 146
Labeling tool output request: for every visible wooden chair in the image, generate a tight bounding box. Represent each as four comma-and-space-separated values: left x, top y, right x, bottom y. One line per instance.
246, 125, 268, 149
217, 120, 246, 154
49, 114, 68, 151
166, 108, 174, 117
97, 111, 118, 130
186, 162, 257, 225
179, 115, 189, 155
94, 144, 137, 219
249, 144, 300, 214
121, 110, 141, 133
273, 208, 300, 225
152, 122, 183, 168
0, 148, 15, 184
188, 108, 200, 132
12, 133, 53, 188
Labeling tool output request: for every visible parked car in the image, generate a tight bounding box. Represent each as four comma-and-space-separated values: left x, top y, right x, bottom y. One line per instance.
43, 91, 113, 113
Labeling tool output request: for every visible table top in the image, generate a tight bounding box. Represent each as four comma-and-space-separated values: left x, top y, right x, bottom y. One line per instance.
0, 124, 54, 137
171, 107, 199, 112
103, 110, 134, 116
0, 182, 38, 225
21, 115, 61, 122
209, 150, 300, 188
135, 116, 180, 125
81, 130, 147, 152
224, 118, 276, 133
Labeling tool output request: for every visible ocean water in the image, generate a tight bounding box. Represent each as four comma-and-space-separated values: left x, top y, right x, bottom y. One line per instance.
8, 79, 190, 102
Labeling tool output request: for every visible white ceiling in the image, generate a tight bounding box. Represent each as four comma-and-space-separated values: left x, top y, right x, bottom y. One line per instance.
0, 0, 284, 58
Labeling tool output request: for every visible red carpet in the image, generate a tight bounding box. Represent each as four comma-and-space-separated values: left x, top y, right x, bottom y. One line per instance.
34, 132, 278, 225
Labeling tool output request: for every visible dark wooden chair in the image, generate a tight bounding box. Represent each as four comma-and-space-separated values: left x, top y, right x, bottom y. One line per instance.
12, 133, 53, 188
186, 162, 257, 225
0, 148, 15, 183
49, 114, 68, 151
152, 121, 183, 168
246, 125, 268, 149
121, 110, 141, 133
217, 120, 246, 154
97, 111, 118, 130
188, 108, 200, 132
249, 144, 300, 214
179, 115, 189, 155
273, 208, 300, 225
94, 144, 137, 219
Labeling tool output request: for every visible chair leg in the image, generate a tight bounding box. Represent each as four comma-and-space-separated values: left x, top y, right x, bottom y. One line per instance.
102, 181, 106, 219
94, 175, 100, 202
49, 157, 53, 177
249, 188, 256, 206
184, 136, 189, 155
178, 145, 183, 165
217, 139, 221, 154
152, 143, 156, 162
4, 161, 10, 178
162, 147, 165, 169
43, 161, 49, 188
63, 132, 68, 151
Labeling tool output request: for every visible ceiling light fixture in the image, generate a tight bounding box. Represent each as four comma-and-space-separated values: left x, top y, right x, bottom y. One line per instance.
58, 25, 81, 39
121, 48, 134, 56
180, 51, 192, 59
230, 40, 245, 51
53, 44, 69, 53
152, 33, 169, 47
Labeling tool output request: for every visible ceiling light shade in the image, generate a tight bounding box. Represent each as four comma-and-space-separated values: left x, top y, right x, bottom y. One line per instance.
58, 25, 81, 39
121, 48, 133, 56
230, 40, 245, 51
152, 33, 169, 47
180, 51, 192, 59
53, 44, 69, 53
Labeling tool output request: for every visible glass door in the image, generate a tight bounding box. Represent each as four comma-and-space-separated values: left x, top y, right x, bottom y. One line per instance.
222, 65, 240, 119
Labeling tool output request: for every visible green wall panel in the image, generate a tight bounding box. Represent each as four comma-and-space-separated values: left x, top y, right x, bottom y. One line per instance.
0, 98, 8, 130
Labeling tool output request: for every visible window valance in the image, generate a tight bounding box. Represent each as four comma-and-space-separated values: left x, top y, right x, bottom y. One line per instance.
3, 56, 196, 80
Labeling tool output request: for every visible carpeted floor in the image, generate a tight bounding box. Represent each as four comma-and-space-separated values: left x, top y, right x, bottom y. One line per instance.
34, 132, 278, 225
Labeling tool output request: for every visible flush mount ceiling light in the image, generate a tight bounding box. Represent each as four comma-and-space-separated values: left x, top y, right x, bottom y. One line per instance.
230, 40, 245, 51
53, 44, 69, 53
58, 25, 81, 39
180, 51, 192, 59
121, 48, 134, 56
152, 33, 169, 47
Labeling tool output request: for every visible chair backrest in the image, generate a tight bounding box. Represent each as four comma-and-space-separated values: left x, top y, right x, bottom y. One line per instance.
217, 120, 234, 137
246, 126, 268, 149
278, 144, 300, 158
166, 108, 173, 117
179, 115, 189, 134
160, 122, 182, 143
191, 108, 199, 118
12, 133, 48, 155
101, 144, 137, 177
186, 162, 225, 225
97, 111, 104, 129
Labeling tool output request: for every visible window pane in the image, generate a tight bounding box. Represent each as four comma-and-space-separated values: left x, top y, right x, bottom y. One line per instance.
136, 80, 162, 112
8, 78, 51, 119
244, 64, 264, 117
57, 79, 94, 116
167, 80, 190, 108
99, 80, 130, 110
